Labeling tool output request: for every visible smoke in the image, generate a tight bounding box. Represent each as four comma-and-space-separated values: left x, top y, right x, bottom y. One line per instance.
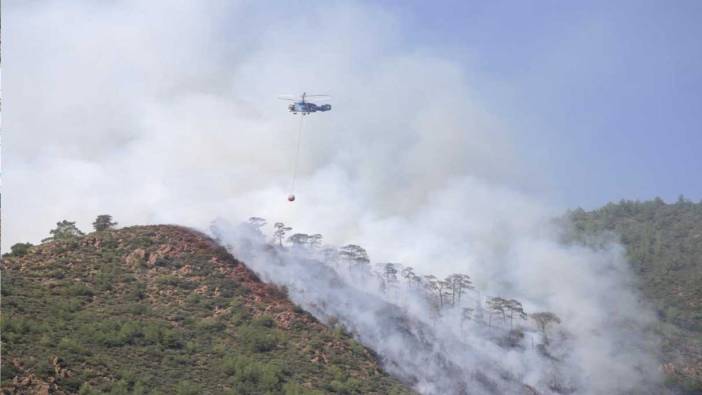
210, 189, 661, 394
4, 1, 662, 393
4, 0, 529, 248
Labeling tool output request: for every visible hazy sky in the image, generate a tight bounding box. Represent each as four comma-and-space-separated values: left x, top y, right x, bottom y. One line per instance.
4, 0, 702, 248
387, 0, 702, 207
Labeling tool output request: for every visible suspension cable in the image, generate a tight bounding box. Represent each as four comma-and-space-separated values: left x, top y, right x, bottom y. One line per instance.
289, 114, 305, 195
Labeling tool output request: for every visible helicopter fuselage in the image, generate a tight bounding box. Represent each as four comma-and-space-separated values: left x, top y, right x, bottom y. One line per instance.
288, 101, 332, 115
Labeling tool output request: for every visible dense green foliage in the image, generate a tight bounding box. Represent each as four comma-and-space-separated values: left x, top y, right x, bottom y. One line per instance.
93, 215, 118, 232
568, 197, 702, 330
7, 242, 33, 257
567, 197, 702, 392
1, 225, 412, 394
42, 220, 85, 242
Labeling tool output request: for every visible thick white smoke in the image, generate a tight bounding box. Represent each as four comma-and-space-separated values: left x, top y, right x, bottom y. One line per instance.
210, 190, 661, 394
4, 1, 662, 393
4, 0, 530, 249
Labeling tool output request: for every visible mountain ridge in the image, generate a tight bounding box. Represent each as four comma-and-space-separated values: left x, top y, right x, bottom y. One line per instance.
3, 197, 701, 393
1, 225, 413, 394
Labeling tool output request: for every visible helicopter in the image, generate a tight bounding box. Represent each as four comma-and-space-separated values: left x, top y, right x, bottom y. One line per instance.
278, 92, 332, 115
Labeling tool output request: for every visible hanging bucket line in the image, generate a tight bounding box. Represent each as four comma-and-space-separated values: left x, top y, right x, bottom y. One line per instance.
289, 114, 305, 194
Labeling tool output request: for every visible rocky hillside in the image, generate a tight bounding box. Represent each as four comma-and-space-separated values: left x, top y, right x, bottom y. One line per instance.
1, 225, 413, 394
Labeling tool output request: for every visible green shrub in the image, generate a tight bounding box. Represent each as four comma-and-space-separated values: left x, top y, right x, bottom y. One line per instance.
156, 275, 195, 290
185, 294, 202, 305
253, 315, 275, 329
67, 283, 94, 297
153, 257, 182, 268
96, 270, 116, 291
327, 379, 361, 395
56, 299, 82, 318
143, 322, 162, 344
175, 380, 201, 395
129, 282, 147, 301
239, 325, 278, 353
78, 382, 99, 395
79, 320, 151, 347
8, 242, 33, 257
196, 317, 226, 332
161, 328, 182, 349
124, 303, 150, 315
131, 237, 154, 248
218, 281, 237, 298
141, 322, 181, 348
283, 382, 324, 395
117, 321, 144, 345
221, 355, 240, 376
1, 316, 32, 335
132, 381, 146, 395
260, 362, 285, 390
48, 269, 66, 279
185, 340, 198, 353
108, 379, 129, 395
229, 309, 251, 326
350, 342, 365, 356
1, 362, 18, 381
59, 375, 85, 393
59, 337, 87, 354
223, 355, 285, 394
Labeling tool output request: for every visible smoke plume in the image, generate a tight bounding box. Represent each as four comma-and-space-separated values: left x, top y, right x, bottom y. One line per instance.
4, 1, 662, 393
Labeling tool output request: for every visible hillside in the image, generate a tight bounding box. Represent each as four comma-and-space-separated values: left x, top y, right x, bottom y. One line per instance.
567, 198, 702, 392
0, 225, 413, 394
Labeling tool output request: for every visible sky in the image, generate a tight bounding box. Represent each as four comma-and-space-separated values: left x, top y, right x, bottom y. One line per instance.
389, 0, 702, 207
3, 0, 702, 249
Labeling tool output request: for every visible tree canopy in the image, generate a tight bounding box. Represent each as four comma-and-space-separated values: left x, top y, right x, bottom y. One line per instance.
43, 220, 85, 242
93, 215, 118, 231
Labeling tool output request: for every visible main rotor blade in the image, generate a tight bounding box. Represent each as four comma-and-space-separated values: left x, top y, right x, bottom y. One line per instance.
277, 93, 331, 101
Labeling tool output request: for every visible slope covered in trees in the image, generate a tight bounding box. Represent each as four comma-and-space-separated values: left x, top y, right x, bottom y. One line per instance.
1, 225, 412, 394
4, 198, 699, 393
567, 197, 702, 392
213, 218, 661, 395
